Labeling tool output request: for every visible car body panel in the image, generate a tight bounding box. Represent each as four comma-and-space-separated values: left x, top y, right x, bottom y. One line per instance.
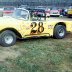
68, 10, 72, 15
67, 6, 72, 16
0, 9, 72, 39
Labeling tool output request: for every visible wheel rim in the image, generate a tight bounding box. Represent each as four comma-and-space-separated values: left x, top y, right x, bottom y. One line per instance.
4, 34, 13, 44
58, 28, 65, 37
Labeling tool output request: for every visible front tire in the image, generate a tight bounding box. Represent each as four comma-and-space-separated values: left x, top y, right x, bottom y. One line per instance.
0, 30, 16, 47
53, 25, 66, 39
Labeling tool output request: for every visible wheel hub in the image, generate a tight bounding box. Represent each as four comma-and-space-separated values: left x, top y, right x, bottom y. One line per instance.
59, 28, 65, 37
4, 35, 13, 44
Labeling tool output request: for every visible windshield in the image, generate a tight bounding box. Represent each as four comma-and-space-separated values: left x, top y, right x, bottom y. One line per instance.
12, 9, 29, 20
51, 7, 58, 10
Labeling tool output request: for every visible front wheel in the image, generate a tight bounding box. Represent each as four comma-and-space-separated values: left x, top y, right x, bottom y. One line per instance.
0, 30, 16, 47
53, 25, 66, 39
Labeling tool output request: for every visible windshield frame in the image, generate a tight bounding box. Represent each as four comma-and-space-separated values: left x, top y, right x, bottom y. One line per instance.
12, 8, 29, 20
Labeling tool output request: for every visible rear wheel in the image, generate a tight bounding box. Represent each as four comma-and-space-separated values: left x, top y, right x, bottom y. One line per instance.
53, 25, 66, 39
0, 30, 16, 47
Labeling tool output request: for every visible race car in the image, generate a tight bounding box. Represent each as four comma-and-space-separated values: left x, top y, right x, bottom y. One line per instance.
27, 8, 46, 20
0, 8, 72, 47
35, 6, 50, 17
50, 7, 60, 16
3, 6, 16, 16
67, 6, 72, 17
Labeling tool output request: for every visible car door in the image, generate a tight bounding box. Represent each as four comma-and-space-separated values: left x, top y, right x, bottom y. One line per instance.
20, 9, 48, 37
21, 20, 48, 37
29, 21, 48, 35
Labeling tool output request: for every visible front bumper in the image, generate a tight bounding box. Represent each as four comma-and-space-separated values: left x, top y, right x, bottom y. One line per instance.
50, 13, 60, 16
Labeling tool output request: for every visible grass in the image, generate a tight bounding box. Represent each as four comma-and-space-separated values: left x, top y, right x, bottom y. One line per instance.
0, 33, 72, 72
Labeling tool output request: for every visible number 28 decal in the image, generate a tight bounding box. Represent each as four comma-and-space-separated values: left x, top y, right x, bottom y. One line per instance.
30, 22, 44, 34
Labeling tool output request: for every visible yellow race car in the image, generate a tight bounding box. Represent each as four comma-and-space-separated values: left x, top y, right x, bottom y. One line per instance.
67, 6, 72, 17
0, 8, 72, 47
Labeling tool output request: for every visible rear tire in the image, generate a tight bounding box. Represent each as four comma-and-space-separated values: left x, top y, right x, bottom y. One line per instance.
53, 25, 66, 39
0, 30, 16, 47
